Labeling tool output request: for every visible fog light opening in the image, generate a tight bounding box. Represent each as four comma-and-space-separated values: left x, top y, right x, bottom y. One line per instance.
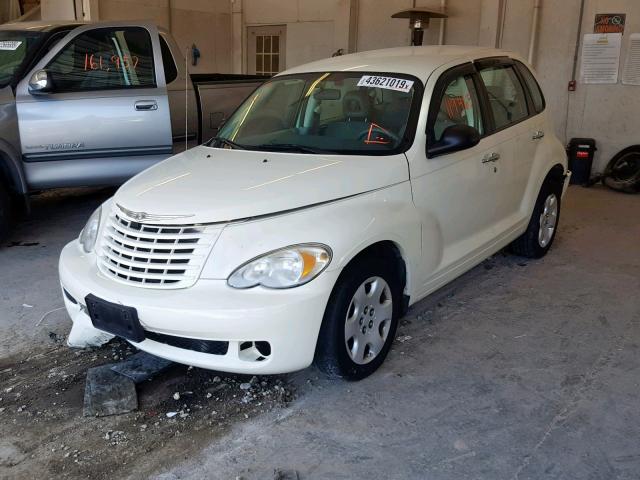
238, 341, 272, 362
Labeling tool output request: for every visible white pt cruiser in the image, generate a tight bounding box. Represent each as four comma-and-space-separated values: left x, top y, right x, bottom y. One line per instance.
60, 46, 570, 380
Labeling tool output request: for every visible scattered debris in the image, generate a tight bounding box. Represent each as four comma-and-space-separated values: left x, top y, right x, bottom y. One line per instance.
48, 332, 64, 343
103, 430, 127, 445
396, 335, 412, 343
1, 337, 296, 478
83, 365, 137, 417
7, 241, 40, 247
22, 304, 33, 308
173, 392, 181, 400
273, 469, 300, 480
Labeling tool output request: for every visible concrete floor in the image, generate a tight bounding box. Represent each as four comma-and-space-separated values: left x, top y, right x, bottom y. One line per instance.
1, 185, 639, 479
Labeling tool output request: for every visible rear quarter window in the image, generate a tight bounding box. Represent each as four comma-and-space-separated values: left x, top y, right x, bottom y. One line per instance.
515, 60, 545, 114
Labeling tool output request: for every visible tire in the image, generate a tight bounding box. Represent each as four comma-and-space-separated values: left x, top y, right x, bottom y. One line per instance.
314, 256, 403, 380
602, 146, 640, 194
509, 175, 563, 259
0, 182, 11, 244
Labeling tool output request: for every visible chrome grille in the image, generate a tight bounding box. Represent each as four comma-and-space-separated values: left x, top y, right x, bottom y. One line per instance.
97, 210, 217, 289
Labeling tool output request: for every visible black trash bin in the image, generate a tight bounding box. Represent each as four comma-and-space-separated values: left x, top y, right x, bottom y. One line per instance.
567, 138, 597, 186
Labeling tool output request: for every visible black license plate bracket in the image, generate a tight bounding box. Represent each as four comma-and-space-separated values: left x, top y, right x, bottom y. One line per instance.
85, 294, 145, 343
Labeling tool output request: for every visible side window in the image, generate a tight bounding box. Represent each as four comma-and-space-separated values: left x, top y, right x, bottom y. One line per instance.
479, 65, 528, 129
44, 27, 155, 92
159, 36, 178, 84
432, 74, 483, 141
515, 61, 545, 114
43, 31, 71, 53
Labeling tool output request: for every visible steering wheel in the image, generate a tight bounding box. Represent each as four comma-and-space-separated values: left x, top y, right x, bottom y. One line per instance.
357, 126, 401, 145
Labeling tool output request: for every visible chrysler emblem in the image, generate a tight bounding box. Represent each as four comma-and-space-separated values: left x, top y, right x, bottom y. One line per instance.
116, 204, 195, 222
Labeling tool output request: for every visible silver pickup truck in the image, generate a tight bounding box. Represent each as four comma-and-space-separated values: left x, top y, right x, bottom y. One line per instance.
0, 20, 266, 241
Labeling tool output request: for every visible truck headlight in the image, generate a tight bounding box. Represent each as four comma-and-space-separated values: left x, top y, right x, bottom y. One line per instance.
227, 244, 332, 289
79, 206, 102, 254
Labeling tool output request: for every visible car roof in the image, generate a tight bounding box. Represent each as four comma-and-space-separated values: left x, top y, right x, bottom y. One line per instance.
280, 45, 523, 83
1, 20, 86, 32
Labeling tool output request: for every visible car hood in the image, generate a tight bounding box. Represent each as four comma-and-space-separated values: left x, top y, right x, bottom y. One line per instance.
113, 145, 409, 224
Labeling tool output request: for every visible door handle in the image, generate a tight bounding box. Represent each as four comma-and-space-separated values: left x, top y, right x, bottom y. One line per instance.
482, 152, 500, 163
532, 130, 545, 140
135, 100, 158, 111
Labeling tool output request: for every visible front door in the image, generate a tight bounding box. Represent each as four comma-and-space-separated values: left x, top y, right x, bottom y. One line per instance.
16, 23, 172, 189
410, 63, 507, 293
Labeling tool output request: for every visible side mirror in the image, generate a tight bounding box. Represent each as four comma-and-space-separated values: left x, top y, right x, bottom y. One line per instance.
28, 69, 52, 94
427, 124, 480, 158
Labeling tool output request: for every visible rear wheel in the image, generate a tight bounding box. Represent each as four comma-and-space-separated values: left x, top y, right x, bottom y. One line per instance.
314, 258, 402, 380
509, 175, 563, 258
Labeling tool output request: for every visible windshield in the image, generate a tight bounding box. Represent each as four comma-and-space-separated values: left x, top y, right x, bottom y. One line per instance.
214, 71, 421, 155
0, 30, 43, 88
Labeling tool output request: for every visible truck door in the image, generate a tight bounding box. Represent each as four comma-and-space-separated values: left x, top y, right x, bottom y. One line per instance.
15, 23, 172, 189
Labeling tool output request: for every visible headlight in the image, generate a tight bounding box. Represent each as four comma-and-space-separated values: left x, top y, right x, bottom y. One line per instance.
228, 244, 332, 289
79, 206, 102, 254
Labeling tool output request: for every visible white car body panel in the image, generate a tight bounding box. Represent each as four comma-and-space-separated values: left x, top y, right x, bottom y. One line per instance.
59, 46, 569, 374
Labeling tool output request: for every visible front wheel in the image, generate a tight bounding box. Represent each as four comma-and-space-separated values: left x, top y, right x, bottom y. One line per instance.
509, 176, 562, 258
314, 259, 402, 380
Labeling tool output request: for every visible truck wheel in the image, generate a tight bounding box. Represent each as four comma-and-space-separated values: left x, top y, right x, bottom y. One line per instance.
509, 176, 563, 259
314, 257, 402, 380
0, 182, 12, 243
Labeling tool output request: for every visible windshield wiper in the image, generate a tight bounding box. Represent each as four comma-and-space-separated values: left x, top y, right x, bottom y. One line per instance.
208, 136, 246, 150
251, 143, 330, 154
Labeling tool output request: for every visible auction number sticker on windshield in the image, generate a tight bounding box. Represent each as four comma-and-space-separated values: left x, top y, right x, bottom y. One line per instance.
0, 41, 22, 51
357, 75, 414, 92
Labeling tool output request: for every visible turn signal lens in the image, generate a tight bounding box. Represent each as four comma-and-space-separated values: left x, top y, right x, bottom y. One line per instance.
227, 244, 332, 289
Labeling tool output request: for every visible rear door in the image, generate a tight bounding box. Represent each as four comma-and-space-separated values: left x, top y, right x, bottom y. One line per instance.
475, 57, 535, 228
16, 23, 172, 189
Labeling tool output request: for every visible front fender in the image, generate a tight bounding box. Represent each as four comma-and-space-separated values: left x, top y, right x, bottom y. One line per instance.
200, 182, 422, 296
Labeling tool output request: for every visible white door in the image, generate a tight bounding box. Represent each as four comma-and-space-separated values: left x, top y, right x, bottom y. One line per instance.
410, 63, 507, 292
476, 58, 537, 228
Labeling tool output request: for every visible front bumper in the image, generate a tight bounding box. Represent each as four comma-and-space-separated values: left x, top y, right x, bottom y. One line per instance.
59, 242, 338, 374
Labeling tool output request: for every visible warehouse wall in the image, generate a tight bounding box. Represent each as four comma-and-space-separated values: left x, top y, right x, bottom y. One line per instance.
239, 0, 350, 72
567, 0, 640, 172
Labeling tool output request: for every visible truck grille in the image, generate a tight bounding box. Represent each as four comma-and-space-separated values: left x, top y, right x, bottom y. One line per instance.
97, 210, 218, 289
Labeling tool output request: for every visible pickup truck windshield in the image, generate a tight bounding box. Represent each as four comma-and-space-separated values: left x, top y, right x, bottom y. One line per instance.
215, 71, 420, 155
0, 31, 43, 88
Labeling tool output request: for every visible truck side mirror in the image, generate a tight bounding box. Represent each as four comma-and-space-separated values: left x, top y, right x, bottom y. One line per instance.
427, 124, 480, 158
28, 70, 52, 94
